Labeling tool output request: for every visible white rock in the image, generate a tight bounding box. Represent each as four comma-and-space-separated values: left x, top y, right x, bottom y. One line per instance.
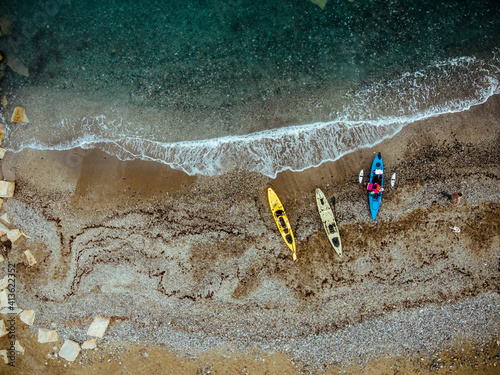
0, 289, 8, 307
3, 230, 13, 241
19, 309, 35, 326
0, 288, 17, 309
81, 338, 97, 350
0, 275, 8, 290
0, 306, 22, 315
87, 316, 110, 338
59, 339, 80, 362
0, 349, 7, 364
0, 181, 14, 198
0, 213, 9, 223
0, 319, 7, 337
7, 229, 23, 243
0, 254, 4, 262
24, 250, 37, 266
15, 340, 25, 355
38, 328, 58, 343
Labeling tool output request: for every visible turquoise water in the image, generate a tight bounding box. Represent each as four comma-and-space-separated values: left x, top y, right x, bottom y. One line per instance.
1, 0, 499, 176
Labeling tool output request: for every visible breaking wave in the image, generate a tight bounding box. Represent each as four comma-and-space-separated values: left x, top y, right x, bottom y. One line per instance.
4, 54, 500, 178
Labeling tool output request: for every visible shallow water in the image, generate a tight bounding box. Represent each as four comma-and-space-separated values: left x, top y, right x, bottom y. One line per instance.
1, 0, 499, 176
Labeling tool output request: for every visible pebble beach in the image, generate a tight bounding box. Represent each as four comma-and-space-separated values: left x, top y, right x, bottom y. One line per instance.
0, 1, 499, 373
0, 94, 498, 374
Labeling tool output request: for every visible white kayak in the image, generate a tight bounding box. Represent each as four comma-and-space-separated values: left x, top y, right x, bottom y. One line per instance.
316, 188, 342, 257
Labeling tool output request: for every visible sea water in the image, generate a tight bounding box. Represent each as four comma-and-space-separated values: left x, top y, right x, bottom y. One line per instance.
1, 0, 499, 177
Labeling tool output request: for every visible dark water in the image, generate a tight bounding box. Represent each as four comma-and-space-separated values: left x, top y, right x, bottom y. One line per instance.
1, 0, 499, 176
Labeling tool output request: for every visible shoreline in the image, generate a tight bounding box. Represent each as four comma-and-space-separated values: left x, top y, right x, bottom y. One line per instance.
0, 95, 498, 373
3, 49, 499, 179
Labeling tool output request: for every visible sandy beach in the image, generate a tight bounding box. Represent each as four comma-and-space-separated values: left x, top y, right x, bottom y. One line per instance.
0, 93, 499, 374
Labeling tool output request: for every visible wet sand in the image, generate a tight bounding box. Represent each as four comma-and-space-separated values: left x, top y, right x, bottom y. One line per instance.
0, 95, 499, 373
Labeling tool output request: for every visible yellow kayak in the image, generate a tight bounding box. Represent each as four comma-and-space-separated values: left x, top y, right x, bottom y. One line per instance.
267, 187, 297, 260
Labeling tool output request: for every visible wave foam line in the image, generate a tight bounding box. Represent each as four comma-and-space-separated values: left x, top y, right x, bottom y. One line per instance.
4, 54, 500, 178
6, 86, 499, 179
105, 55, 500, 177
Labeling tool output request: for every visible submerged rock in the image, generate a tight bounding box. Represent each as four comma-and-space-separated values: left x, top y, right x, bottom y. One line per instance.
5, 56, 29, 77
11, 106, 29, 123
0, 16, 12, 36
310, 0, 328, 9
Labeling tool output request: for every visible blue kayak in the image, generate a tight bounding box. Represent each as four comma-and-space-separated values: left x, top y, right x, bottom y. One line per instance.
368, 152, 384, 221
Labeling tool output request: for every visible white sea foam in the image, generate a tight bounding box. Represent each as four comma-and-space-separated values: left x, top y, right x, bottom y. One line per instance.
3, 54, 499, 178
